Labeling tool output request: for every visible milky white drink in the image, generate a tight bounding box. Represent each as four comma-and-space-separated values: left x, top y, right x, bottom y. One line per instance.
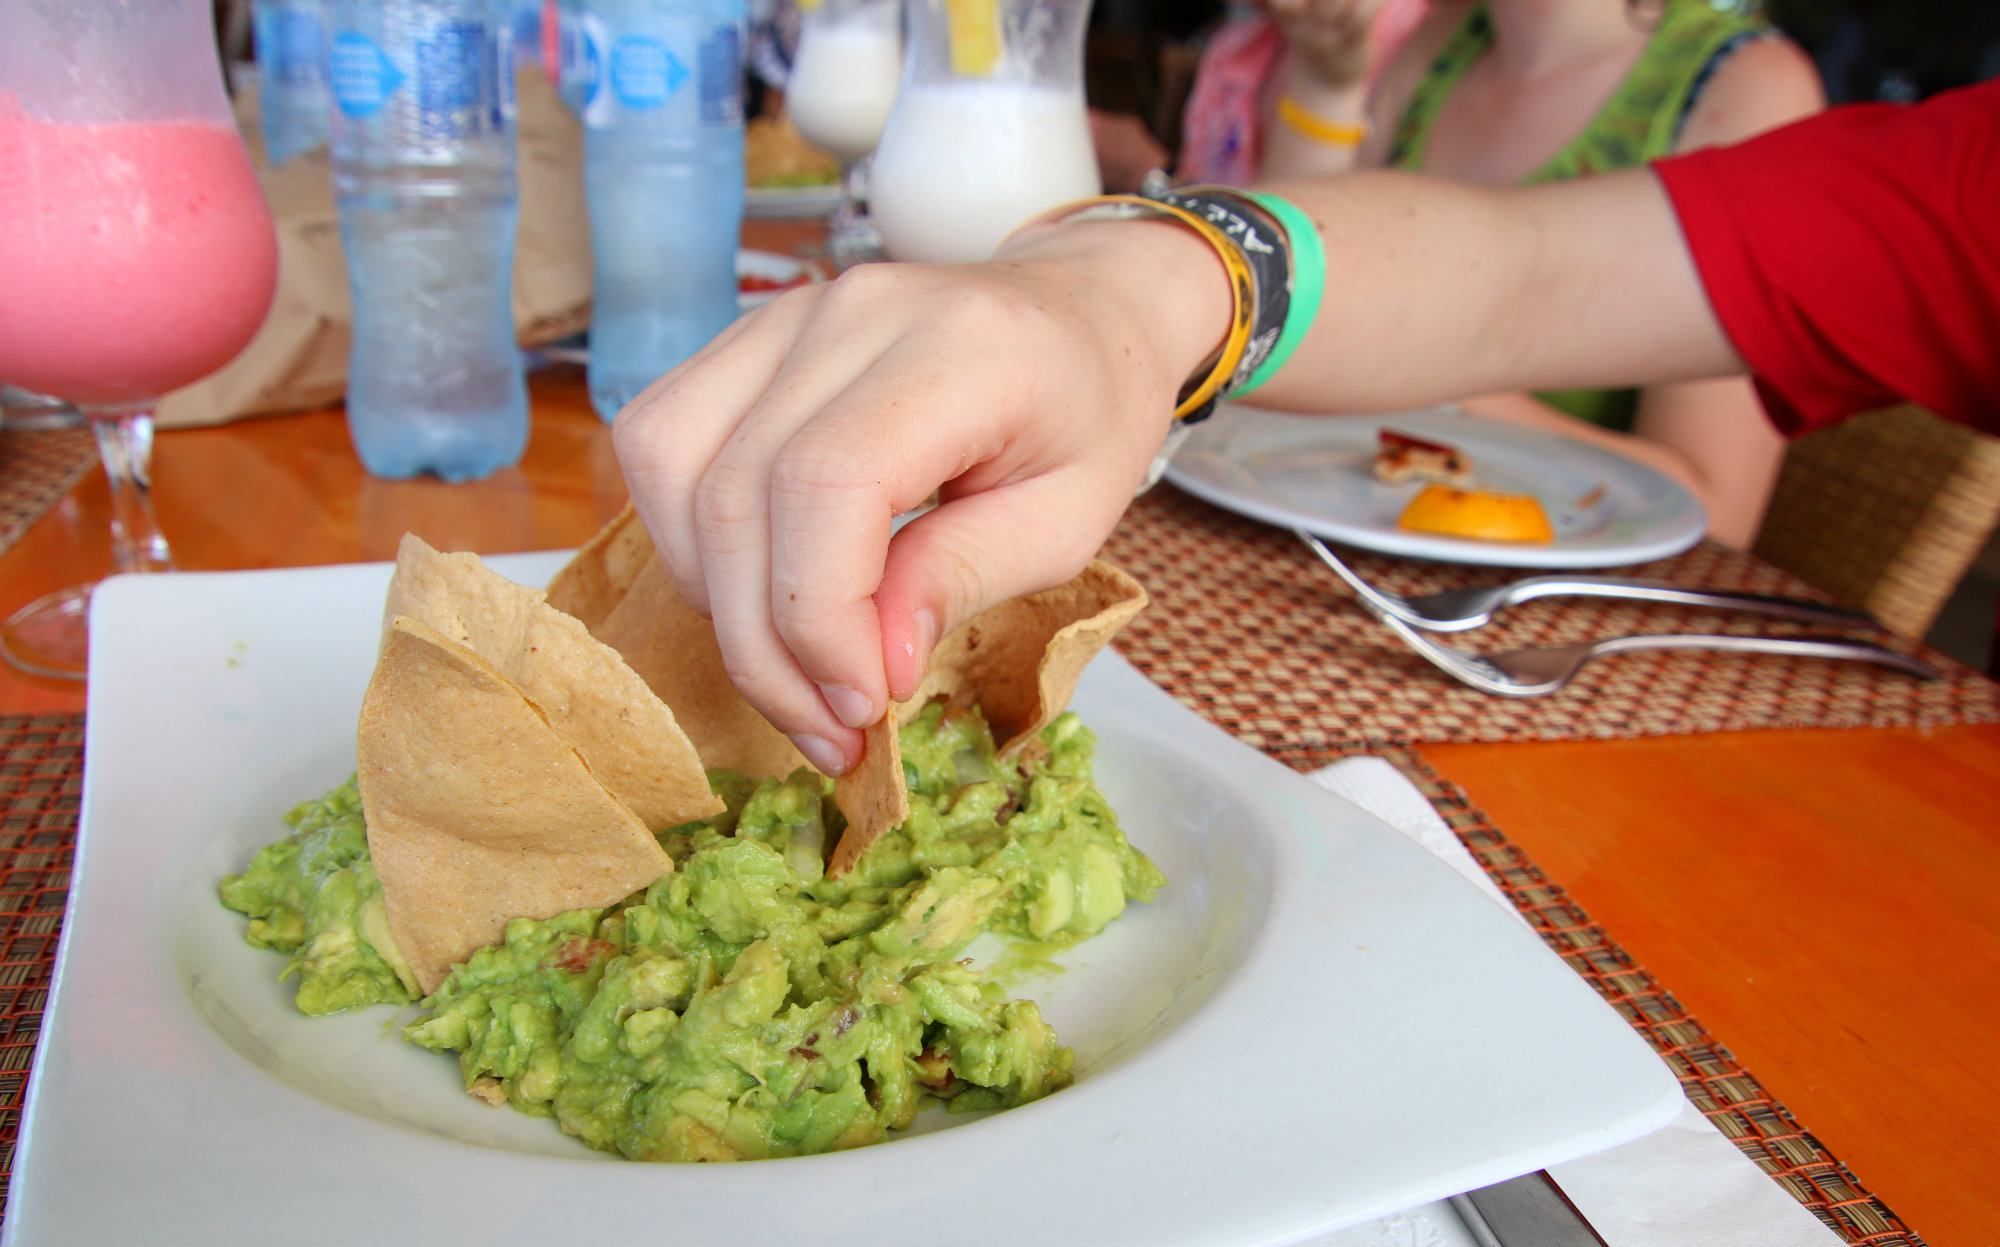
788, 23, 902, 163
869, 81, 1101, 263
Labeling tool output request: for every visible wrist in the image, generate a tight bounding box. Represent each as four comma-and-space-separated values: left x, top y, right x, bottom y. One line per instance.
998, 218, 1234, 411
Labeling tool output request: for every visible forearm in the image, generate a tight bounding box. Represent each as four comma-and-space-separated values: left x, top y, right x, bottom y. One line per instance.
1243, 169, 1747, 411
1000, 169, 1747, 431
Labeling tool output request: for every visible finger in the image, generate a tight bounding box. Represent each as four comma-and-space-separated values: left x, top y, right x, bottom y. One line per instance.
613, 291, 819, 614
688, 293, 916, 769
874, 467, 1130, 702
761, 344, 1020, 732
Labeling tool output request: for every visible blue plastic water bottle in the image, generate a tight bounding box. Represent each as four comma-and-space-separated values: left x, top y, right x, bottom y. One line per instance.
252, 0, 331, 164
326, 0, 529, 482
550, 0, 595, 114
579, 0, 746, 421
507, 0, 543, 65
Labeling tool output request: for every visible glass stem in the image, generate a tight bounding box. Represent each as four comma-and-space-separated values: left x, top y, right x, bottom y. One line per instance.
828, 156, 882, 264
89, 407, 174, 575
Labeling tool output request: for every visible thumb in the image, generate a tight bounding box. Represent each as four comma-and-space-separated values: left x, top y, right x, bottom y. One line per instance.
873, 473, 1125, 703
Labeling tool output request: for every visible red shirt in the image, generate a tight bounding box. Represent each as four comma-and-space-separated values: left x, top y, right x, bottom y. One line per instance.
1653, 80, 2000, 436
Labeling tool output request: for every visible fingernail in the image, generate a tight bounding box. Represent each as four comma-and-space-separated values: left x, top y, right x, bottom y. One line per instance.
914, 607, 939, 658
818, 683, 877, 730
791, 734, 848, 777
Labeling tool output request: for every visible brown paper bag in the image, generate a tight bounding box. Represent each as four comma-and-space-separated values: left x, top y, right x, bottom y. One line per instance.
158, 70, 591, 429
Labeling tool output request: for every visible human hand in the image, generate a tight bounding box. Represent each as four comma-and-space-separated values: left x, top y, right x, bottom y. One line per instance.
1267, 0, 1388, 90
613, 221, 1228, 775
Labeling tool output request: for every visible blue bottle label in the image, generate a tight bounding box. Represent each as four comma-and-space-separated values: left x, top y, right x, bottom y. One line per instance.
330, 19, 510, 137
413, 19, 497, 141
256, 6, 327, 89
609, 35, 689, 109
558, 9, 600, 106
330, 32, 403, 118
697, 25, 742, 126
581, 14, 740, 130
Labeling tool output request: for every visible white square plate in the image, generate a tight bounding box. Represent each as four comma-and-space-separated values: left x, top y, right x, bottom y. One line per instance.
6, 556, 1681, 1246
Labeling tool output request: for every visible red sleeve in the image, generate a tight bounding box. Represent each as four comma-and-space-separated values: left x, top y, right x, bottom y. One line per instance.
1652, 80, 2000, 437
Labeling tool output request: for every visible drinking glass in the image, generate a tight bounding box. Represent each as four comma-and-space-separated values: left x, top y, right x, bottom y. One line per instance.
787, 0, 902, 261
0, 0, 279, 679
868, 0, 1100, 263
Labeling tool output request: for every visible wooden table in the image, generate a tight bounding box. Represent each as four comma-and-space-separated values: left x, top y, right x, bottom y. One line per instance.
5, 376, 1997, 1246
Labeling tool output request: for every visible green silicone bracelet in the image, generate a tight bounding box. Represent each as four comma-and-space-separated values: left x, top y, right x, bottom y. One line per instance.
1236, 192, 1325, 396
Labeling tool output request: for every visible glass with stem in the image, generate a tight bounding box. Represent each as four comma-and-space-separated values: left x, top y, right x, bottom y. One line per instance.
786, 0, 903, 261
0, 0, 279, 679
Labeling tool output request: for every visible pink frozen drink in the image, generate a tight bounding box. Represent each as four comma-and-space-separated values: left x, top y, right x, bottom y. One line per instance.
0, 93, 278, 407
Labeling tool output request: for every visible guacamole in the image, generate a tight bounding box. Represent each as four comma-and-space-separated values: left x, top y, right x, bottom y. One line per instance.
220, 704, 1163, 1161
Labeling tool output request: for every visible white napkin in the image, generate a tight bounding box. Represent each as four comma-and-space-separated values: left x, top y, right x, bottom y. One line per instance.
1302, 757, 1845, 1247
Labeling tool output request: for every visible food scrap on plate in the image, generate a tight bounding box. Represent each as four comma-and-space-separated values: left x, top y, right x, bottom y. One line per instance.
1372, 428, 1557, 544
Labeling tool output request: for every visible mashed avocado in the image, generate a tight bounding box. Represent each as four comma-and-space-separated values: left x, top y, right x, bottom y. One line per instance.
220, 704, 1163, 1161
217, 783, 420, 1013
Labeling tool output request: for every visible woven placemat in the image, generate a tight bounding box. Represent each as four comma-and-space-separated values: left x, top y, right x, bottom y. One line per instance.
0, 714, 1921, 1243
0, 429, 97, 558
1102, 487, 2000, 754
0, 714, 83, 1219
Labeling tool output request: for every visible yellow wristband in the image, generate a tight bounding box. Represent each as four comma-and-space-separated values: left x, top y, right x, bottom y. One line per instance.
1278, 94, 1368, 148
1009, 194, 1256, 423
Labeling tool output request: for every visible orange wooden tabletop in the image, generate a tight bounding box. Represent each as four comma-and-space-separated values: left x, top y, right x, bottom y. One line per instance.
4, 320, 1998, 1243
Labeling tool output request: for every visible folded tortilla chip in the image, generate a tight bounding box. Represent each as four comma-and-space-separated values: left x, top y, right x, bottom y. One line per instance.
903, 562, 1149, 756
544, 503, 655, 631
385, 534, 721, 830
549, 514, 807, 780
359, 618, 676, 994
827, 719, 908, 878
830, 562, 1147, 875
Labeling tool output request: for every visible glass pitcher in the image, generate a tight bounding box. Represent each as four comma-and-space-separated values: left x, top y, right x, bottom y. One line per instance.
0, 0, 278, 677
867, 0, 1101, 263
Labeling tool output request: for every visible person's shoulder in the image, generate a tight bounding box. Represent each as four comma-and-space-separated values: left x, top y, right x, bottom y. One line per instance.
1673, 35, 1826, 154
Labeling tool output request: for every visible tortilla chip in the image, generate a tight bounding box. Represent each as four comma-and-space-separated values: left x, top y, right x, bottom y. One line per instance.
384, 535, 723, 830
551, 519, 808, 779
544, 503, 655, 630
828, 719, 908, 878
911, 562, 1148, 756
359, 618, 675, 994
596, 560, 809, 778
829, 560, 1147, 875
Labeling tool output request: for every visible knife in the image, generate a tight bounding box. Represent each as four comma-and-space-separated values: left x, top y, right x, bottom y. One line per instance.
1450, 1171, 1609, 1247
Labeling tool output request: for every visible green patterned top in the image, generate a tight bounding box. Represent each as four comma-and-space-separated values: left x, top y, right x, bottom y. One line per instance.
1389, 0, 1770, 431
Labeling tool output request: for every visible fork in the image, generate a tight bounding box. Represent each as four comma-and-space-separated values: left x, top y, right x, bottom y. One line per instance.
1297, 530, 1878, 633
1373, 610, 1941, 697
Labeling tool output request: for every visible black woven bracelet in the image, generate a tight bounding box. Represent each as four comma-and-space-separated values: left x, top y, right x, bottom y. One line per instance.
1145, 184, 1294, 405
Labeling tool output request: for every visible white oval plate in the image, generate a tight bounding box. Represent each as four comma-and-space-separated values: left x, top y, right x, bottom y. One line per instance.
5, 556, 1680, 1246
1166, 404, 1708, 568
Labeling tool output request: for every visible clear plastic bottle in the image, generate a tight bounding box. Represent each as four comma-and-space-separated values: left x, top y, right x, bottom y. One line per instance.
326, 0, 528, 481
548, 0, 595, 114
252, 0, 332, 164
579, 0, 746, 422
